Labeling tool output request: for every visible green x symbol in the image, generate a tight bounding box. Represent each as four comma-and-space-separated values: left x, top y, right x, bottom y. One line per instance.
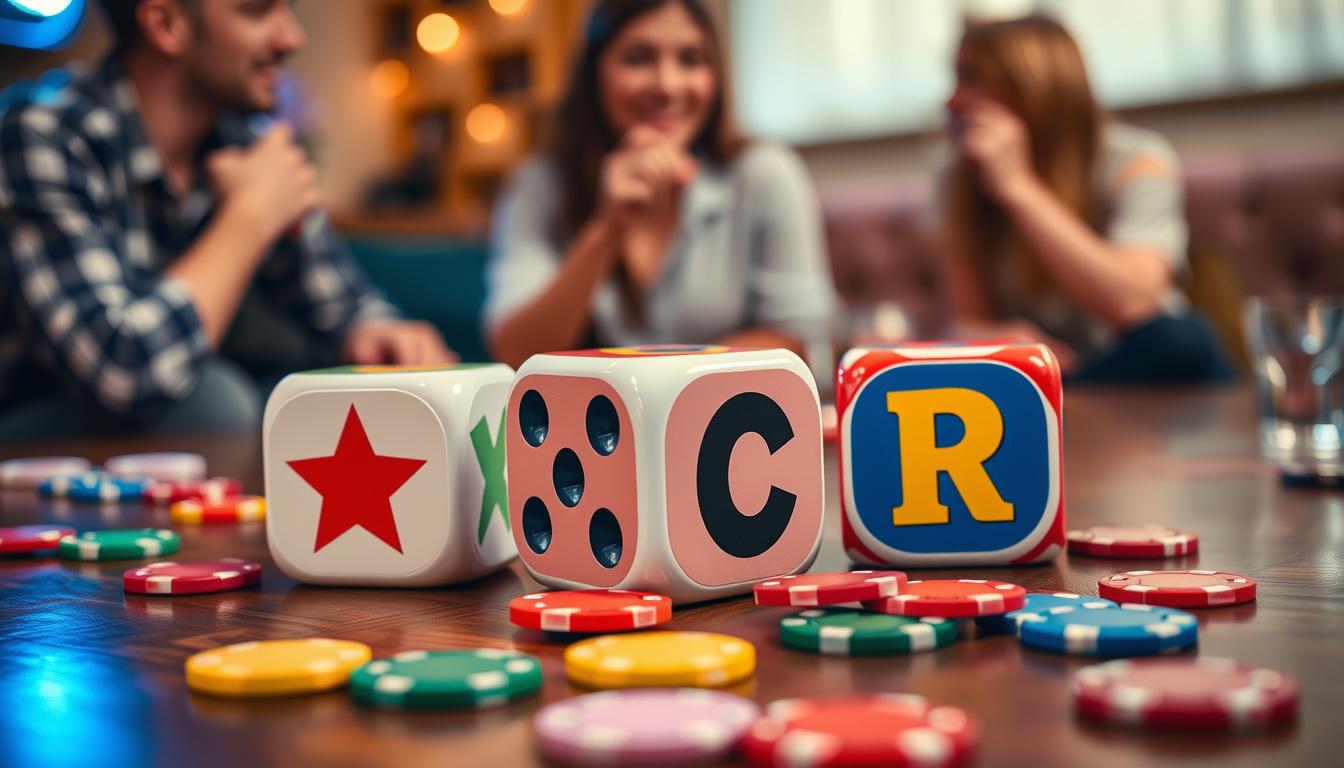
471, 409, 509, 543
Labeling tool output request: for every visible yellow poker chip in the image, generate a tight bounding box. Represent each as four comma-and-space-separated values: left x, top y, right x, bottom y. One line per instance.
185, 638, 372, 698
171, 495, 267, 524
564, 631, 755, 689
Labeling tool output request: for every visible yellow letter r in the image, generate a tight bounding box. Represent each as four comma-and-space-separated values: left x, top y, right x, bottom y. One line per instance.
886, 388, 1015, 526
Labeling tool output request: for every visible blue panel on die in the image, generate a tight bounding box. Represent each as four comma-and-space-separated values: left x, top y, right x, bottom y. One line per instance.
848, 361, 1053, 555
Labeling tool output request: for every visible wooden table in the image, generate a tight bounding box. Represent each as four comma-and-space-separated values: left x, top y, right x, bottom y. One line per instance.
1, 386, 1339, 767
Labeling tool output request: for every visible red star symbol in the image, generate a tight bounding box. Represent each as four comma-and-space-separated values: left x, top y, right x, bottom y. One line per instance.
287, 405, 426, 554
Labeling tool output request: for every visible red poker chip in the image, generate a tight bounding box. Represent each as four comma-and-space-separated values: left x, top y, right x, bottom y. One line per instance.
1098, 569, 1256, 608
742, 694, 978, 767
144, 476, 243, 504
509, 589, 673, 632
0, 524, 76, 555
1067, 525, 1198, 558
123, 559, 262, 595
1073, 657, 1299, 731
863, 579, 1026, 617
755, 570, 908, 607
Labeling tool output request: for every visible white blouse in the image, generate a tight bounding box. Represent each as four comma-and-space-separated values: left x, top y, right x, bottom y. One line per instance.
484, 142, 838, 353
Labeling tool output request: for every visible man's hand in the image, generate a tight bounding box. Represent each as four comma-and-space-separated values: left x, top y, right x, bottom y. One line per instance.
341, 320, 458, 366
207, 123, 321, 245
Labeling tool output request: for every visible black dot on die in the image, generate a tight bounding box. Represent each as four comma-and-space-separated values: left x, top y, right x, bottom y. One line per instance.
589, 507, 622, 569
522, 496, 552, 554
519, 389, 548, 447
552, 448, 584, 508
585, 395, 619, 456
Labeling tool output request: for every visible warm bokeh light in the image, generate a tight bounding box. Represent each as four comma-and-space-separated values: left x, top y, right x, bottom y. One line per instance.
369, 59, 410, 99
466, 103, 507, 143
416, 13, 461, 54
489, 0, 528, 15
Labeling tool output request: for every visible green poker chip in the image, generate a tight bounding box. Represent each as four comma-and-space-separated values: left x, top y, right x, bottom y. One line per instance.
350, 648, 543, 710
57, 528, 180, 561
780, 608, 957, 655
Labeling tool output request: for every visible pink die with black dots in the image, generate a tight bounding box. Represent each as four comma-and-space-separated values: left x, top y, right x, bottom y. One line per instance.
506, 345, 825, 604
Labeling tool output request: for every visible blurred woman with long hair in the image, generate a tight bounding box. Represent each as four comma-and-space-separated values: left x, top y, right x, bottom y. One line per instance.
485, 0, 836, 368
940, 16, 1230, 381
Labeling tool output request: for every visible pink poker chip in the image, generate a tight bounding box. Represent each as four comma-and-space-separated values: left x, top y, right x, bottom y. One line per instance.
0, 456, 91, 490
105, 452, 205, 483
534, 689, 761, 765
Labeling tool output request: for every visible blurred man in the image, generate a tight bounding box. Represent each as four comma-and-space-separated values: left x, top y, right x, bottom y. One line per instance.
0, 0, 455, 437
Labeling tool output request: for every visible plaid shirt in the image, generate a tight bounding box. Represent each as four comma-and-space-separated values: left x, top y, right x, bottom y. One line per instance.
0, 57, 397, 416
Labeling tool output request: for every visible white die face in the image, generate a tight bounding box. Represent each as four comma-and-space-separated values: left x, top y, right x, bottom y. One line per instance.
507, 346, 824, 603
264, 364, 518, 585
267, 388, 451, 581
460, 381, 515, 570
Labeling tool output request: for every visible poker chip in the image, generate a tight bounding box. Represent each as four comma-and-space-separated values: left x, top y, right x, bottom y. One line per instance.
39, 470, 109, 498
509, 589, 672, 633
170, 495, 267, 524
186, 638, 371, 698
57, 529, 180, 561
1072, 657, 1299, 731
1017, 603, 1199, 657
1067, 525, 1199, 558
863, 579, 1026, 618
0, 524, 76, 555
144, 476, 243, 505
975, 593, 1118, 636
123, 559, 262, 595
741, 694, 979, 768
350, 648, 542, 710
754, 570, 908, 607
1098, 570, 1257, 608
780, 608, 955, 655
535, 689, 761, 765
67, 475, 150, 503
0, 456, 90, 489
565, 631, 755, 689
106, 452, 206, 483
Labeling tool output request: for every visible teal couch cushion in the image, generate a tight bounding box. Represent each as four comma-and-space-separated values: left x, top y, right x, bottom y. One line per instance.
345, 236, 491, 362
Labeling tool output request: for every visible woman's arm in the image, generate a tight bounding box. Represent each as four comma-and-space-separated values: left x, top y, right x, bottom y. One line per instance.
998, 175, 1172, 329
959, 99, 1175, 330
487, 217, 619, 368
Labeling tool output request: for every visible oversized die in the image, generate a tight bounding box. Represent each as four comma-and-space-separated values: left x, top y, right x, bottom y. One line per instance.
507, 345, 824, 603
264, 364, 516, 586
838, 342, 1065, 566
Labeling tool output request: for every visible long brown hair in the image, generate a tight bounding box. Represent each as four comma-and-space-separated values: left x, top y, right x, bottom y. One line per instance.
550, 0, 743, 241
943, 16, 1102, 302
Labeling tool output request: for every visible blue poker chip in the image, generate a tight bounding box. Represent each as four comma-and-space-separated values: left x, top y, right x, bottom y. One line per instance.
39, 470, 110, 498
67, 475, 150, 503
1017, 602, 1198, 657
976, 592, 1118, 636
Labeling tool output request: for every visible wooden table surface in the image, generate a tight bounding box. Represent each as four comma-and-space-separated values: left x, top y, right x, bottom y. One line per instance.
1, 385, 1340, 768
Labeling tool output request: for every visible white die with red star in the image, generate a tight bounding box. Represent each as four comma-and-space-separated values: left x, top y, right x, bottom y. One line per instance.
263, 364, 517, 586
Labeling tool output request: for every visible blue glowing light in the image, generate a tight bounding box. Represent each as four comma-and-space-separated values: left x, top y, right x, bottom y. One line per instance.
0, 0, 85, 50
